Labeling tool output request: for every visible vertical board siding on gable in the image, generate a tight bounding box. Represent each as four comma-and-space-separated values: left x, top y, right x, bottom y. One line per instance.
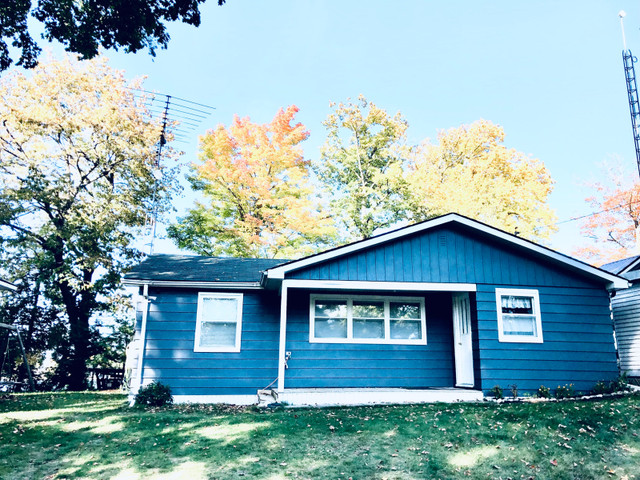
284, 290, 455, 389
288, 225, 599, 290
138, 288, 280, 396
475, 284, 618, 393
611, 282, 640, 376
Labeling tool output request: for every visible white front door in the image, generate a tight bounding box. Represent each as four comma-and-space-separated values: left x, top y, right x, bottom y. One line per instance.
452, 292, 474, 387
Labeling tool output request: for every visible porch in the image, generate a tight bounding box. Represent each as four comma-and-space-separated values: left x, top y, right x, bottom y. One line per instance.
277, 280, 478, 394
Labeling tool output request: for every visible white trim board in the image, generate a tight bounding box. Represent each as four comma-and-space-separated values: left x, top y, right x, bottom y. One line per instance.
282, 279, 477, 292
265, 213, 628, 290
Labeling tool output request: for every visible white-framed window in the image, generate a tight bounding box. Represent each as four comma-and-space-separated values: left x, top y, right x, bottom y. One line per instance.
194, 293, 243, 352
309, 294, 427, 345
495, 288, 543, 343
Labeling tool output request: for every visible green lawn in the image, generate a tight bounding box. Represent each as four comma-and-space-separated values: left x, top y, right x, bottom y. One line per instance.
0, 392, 639, 479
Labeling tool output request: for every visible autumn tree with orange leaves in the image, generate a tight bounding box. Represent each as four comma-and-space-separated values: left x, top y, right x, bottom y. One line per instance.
575, 164, 640, 265
168, 106, 335, 258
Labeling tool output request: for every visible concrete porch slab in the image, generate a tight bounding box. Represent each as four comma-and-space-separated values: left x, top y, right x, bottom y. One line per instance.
278, 387, 484, 407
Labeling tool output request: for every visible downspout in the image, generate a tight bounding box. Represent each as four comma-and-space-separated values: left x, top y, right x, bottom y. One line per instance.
609, 289, 622, 375
131, 284, 150, 404
277, 281, 288, 393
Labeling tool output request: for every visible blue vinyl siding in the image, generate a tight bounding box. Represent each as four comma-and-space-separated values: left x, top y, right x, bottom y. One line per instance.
284, 290, 455, 389
138, 288, 280, 396
475, 284, 617, 393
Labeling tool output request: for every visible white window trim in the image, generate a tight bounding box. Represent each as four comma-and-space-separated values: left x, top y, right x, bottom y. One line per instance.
495, 288, 543, 344
194, 292, 243, 353
309, 294, 427, 345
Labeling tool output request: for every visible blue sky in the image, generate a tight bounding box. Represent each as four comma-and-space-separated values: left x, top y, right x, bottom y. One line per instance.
96, 0, 640, 257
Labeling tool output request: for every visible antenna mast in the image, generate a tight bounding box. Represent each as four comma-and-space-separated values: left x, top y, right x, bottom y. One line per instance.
147, 96, 170, 255
620, 11, 640, 177
133, 89, 215, 255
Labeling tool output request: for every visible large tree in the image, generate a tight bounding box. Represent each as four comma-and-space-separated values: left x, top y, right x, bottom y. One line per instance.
0, 0, 227, 71
406, 120, 557, 242
574, 163, 640, 265
168, 106, 334, 258
316, 95, 410, 241
0, 55, 178, 389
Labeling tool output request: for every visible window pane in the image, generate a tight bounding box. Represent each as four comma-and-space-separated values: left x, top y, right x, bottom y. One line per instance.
315, 318, 347, 338
315, 300, 347, 318
353, 319, 385, 339
502, 314, 537, 336
390, 319, 422, 339
501, 295, 533, 315
201, 297, 238, 322
353, 301, 384, 319
199, 321, 236, 347
390, 302, 421, 320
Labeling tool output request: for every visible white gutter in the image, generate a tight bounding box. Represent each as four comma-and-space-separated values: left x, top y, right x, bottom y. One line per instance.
123, 279, 262, 290
0, 279, 17, 292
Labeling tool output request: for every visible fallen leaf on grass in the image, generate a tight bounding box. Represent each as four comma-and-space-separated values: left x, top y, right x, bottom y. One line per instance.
550, 459, 558, 466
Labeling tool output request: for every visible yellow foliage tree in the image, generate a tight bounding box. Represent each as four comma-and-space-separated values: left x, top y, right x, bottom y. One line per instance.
169, 106, 335, 258
406, 120, 557, 242
0, 55, 177, 389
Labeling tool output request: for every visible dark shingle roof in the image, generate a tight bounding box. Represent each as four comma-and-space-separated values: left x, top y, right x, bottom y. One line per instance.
600, 255, 640, 275
123, 254, 288, 283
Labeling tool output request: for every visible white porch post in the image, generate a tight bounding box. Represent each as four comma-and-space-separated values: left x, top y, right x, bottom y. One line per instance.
277, 281, 288, 393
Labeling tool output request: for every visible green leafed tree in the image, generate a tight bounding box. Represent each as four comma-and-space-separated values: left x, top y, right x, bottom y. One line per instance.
316, 95, 411, 241
0, 55, 178, 389
168, 106, 335, 258
0, 0, 227, 71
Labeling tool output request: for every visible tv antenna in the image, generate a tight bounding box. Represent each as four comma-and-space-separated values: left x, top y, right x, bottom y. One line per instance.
130, 88, 216, 254
620, 10, 640, 178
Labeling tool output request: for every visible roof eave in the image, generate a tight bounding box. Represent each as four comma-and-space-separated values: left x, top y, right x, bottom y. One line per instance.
122, 279, 263, 290
0, 279, 17, 292
619, 256, 640, 274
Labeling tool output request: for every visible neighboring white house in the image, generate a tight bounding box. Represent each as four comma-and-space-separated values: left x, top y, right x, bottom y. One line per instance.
602, 256, 640, 378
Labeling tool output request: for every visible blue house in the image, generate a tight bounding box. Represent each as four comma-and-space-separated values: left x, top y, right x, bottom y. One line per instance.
124, 214, 627, 406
